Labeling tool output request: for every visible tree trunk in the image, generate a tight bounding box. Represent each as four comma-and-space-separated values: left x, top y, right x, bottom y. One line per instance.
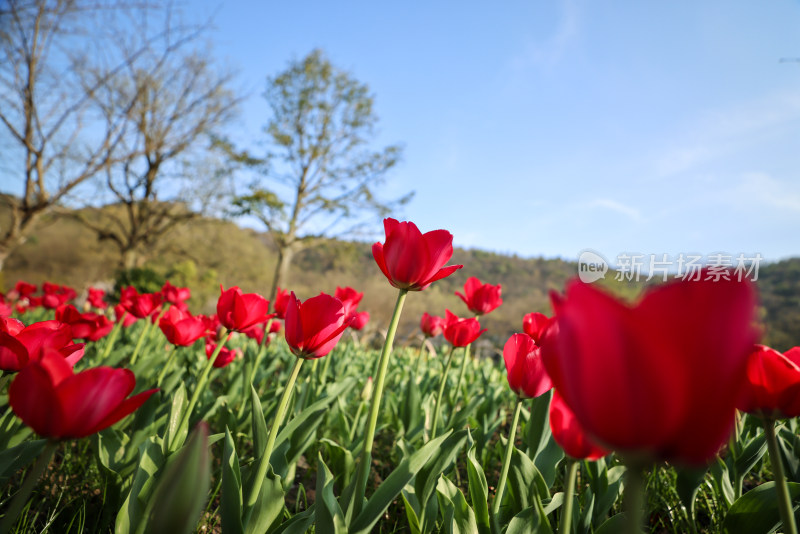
269, 245, 295, 302
120, 247, 139, 271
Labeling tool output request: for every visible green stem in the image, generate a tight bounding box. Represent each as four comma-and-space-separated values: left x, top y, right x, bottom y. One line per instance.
624, 462, 646, 534
175, 328, 228, 440
245, 357, 304, 514
431, 346, 456, 439
0, 440, 58, 534
100, 315, 125, 361
492, 397, 523, 517
764, 417, 798, 534
447, 343, 471, 428
348, 401, 366, 443
352, 288, 408, 517
156, 346, 181, 387
319, 350, 333, 389
413, 339, 426, 381
129, 319, 154, 365
560, 459, 579, 534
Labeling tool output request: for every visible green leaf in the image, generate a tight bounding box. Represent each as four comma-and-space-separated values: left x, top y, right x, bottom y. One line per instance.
503, 444, 549, 516
315, 454, 347, 534
320, 438, 355, 489
163, 382, 188, 455
735, 432, 767, 479
505, 503, 553, 534
710, 456, 736, 508
400, 373, 422, 433
244, 466, 284, 534
140, 422, 210, 534
401, 490, 422, 534
115, 438, 166, 534
436, 475, 479, 534
465, 431, 491, 534
594, 514, 627, 534
723, 481, 800, 534
251, 384, 268, 458
0, 439, 46, 487
675, 466, 707, 524
414, 429, 469, 524
268, 505, 315, 534
221, 427, 244, 534
524, 391, 552, 459
533, 435, 565, 489
349, 432, 451, 534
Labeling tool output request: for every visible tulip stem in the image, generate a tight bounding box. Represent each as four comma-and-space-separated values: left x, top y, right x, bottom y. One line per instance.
560, 458, 579, 534
624, 462, 646, 534
352, 288, 408, 518
448, 343, 471, 426
0, 440, 58, 534
245, 356, 304, 519
100, 316, 125, 361
431, 346, 456, 439
763, 418, 798, 534
492, 397, 523, 518
129, 319, 154, 365
156, 346, 180, 387
175, 328, 228, 443
414, 338, 426, 381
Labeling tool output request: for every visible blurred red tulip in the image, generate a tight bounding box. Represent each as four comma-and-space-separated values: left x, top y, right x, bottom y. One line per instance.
522, 312, 551, 343
541, 275, 759, 464
123, 292, 162, 319
550, 390, 609, 460
159, 307, 207, 347
9, 350, 157, 439
0, 317, 24, 336
217, 286, 271, 332
350, 311, 370, 331
240, 318, 281, 345
334, 286, 364, 318
273, 287, 290, 319
737, 345, 800, 419
284, 292, 350, 359
205, 341, 237, 368
0, 320, 85, 372
420, 312, 445, 338
162, 281, 191, 310
372, 218, 462, 291
114, 304, 137, 327
14, 281, 37, 298
55, 305, 113, 341
455, 276, 502, 316
443, 310, 486, 348
502, 333, 552, 399
87, 287, 108, 309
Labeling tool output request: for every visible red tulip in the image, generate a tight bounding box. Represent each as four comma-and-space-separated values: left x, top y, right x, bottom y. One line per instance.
455, 276, 502, 316
522, 312, 551, 343
14, 281, 37, 298
1, 317, 25, 336
541, 275, 759, 464
240, 318, 281, 345
0, 320, 85, 372
502, 333, 552, 399
159, 307, 208, 347
217, 286, 271, 332
443, 310, 486, 348
420, 312, 445, 338
55, 305, 113, 341
205, 341, 237, 368
0, 300, 11, 318
273, 287, 291, 319
350, 311, 370, 331
372, 218, 462, 291
550, 390, 609, 460
737, 345, 800, 418
334, 286, 364, 319
284, 292, 350, 359
119, 286, 139, 309
9, 350, 157, 439
124, 292, 162, 319
162, 281, 191, 310
87, 287, 108, 309
114, 304, 137, 327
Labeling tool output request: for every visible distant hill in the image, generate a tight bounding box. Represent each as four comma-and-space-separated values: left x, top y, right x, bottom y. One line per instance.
3, 207, 798, 351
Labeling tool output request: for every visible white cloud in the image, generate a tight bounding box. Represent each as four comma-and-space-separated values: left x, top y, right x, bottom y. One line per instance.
588, 198, 643, 221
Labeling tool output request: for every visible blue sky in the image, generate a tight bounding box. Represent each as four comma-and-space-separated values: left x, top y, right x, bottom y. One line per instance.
195, 0, 800, 262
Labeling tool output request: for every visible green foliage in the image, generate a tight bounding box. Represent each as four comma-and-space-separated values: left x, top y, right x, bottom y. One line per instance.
114, 267, 166, 298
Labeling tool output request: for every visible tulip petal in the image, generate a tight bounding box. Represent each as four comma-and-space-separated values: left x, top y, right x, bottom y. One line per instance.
56, 367, 136, 439
86, 388, 159, 436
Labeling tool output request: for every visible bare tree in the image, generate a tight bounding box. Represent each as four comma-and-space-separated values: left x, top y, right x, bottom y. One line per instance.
227, 49, 411, 300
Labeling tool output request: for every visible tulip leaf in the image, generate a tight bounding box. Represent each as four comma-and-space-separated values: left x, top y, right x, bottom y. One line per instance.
268, 505, 315, 534
465, 431, 491, 534
251, 384, 268, 459
320, 438, 355, 489
244, 465, 284, 534
710, 456, 736, 508
221, 427, 244, 534
349, 431, 451, 534
140, 422, 210, 534
436, 475, 479, 534
401, 489, 422, 534
594, 514, 627, 534
676, 466, 707, 524
0, 438, 46, 487
399, 373, 422, 433
524, 391, 552, 459
115, 438, 166, 534
315, 453, 347, 534
542, 492, 564, 516
534, 435, 565, 489
723, 481, 800, 534
735, 431, 767, 480
163, 382, 188, 455
502, 443, 550, 517
415, 429, 469, 521
505, 501, 553, 534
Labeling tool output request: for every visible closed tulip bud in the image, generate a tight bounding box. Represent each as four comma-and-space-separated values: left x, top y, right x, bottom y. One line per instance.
737, 345, 800, 419
284, 292, 350, 359
522, 312, 551, 343
217, 286, 271, 332
159, 307, 208, 347
420, 312, 445, 338
455, 276, 502, 316
443, 310, 486, 348
502, 333, 552, 399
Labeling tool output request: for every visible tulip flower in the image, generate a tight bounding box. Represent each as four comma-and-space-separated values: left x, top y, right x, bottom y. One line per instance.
502, 333, 552, 399
14, 281, 37, 298
455, 276, 502, 315
0, 320, 84, 372
737, 345, 800, 418
443, 310, 486, 348
372, 218, 462, 291
1, 317, 24, 336
240, 318, 281, 345
541, 275, 759, 465
9, 350, 157, 439
350, 311, 370, 331
205, 341, 237, 368
284, 292, 350, 359
159, 307, 208, 347
0, 300, 11, 318
334, 286, 364, 318
522, 312, 550, 343
114, 304, 137, 327
217, 286, 271, 332
550, 390, 609, 460
55, 305, 113, 342
87, 287, 108, 309
420, 312, 445, 338
273, 287, 291, 319
123, 292, 162, 319
162, 281, 191, 311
